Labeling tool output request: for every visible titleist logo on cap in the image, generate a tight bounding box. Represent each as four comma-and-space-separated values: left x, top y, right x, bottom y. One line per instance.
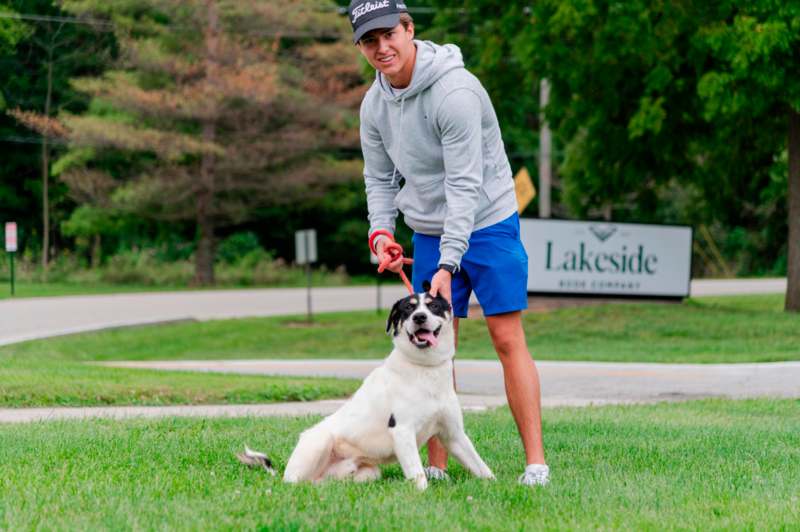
351, 0, 390, 23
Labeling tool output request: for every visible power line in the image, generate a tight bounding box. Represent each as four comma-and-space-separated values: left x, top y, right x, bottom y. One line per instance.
0, 12, 114, 30
0, 135, 67, 145
0, 4, 459, 38
0, 10, 344, 39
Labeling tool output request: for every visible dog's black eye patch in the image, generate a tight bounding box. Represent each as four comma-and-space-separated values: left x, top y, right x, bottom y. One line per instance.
426, 296, 450, 316
388, 414, 396, 428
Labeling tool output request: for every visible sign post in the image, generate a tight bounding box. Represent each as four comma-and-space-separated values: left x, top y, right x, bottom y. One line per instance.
5, 222, 17, 296
295, 229, 318, 323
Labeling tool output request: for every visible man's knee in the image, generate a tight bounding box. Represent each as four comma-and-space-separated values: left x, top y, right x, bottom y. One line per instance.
493, 336, 527, 361
486, 313, 527, 358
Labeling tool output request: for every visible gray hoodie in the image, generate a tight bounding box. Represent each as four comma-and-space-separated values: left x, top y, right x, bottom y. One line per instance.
361, 40, 517, 269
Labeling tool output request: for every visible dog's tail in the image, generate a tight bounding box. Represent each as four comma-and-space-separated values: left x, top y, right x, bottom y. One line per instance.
236, 445, 276, 476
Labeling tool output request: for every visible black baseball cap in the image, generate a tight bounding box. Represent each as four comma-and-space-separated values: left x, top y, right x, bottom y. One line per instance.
348, 0, 409, 44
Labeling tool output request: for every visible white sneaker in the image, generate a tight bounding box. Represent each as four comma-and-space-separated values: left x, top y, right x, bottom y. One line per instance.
518, 464, 549, 486
424, 466, 450, 481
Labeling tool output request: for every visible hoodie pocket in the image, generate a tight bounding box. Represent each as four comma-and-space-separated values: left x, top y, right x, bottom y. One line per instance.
395, 178, 446, 219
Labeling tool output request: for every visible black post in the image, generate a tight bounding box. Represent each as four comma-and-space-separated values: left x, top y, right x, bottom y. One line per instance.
305, 236, 312, 323
9, 252, 14, 297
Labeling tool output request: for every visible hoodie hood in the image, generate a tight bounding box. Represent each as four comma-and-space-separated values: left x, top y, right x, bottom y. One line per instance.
377, 40, 464, 101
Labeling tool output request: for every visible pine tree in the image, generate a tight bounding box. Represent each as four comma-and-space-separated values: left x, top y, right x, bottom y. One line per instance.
17, 0, 364, 284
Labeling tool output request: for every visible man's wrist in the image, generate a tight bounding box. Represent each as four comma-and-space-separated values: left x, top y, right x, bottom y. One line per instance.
438, 263, 457, 275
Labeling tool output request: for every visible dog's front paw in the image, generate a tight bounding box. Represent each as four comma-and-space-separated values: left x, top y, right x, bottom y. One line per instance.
413, 472, 428, 491
480, 467, 496, 480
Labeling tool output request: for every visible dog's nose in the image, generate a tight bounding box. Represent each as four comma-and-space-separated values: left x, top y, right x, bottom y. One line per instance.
412, 312, 427, 324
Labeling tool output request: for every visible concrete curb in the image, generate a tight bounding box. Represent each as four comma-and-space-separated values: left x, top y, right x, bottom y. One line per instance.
0, 394, 506, 425
0, 394, 663, 425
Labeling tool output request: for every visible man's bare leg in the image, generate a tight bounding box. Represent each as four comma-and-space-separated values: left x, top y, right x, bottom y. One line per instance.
426, 318, 458, 470
485, 311, 545, 465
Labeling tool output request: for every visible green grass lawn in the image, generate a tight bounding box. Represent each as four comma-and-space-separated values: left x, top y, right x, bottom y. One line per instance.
0, 362, 358, 407
1, 399, 797, 529
6, 294, 797, 364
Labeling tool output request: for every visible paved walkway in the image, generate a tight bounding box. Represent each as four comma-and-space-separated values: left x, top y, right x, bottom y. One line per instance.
0, 278, 787, 346
4, 359, 798, 424
103, 359, 800, 402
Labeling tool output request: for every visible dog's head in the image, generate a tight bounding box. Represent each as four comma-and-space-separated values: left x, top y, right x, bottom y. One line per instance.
386, 281, 454, 364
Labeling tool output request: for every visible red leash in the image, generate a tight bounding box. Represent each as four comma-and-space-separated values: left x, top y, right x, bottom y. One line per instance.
369, 230, 415, 295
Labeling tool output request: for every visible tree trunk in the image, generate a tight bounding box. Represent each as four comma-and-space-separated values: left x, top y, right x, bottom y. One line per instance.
194, 0, 218, 286
91, 234, 102, 269
194, 183, 215, 285
41, 57, 53, 270
786, 108, 800, 312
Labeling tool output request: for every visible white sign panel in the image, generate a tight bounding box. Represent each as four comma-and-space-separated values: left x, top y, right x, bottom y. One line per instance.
520, 219, 692, 298
5, 222, 17, 253
294, 229, 317, 265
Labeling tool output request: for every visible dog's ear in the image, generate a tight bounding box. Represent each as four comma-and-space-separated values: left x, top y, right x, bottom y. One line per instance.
422, 280, 431, 293
386, 300, 402, 336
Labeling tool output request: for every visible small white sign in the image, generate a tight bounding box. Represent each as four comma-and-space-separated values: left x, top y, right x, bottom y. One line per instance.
520, 219, 692, 298
5, 222, 17, 253
295, 229, 317, 265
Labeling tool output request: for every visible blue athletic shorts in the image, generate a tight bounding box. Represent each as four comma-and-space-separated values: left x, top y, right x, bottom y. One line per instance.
411, 212, 529, 318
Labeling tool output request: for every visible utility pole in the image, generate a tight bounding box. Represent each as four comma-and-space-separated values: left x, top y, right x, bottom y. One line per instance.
538, 78, 552, 219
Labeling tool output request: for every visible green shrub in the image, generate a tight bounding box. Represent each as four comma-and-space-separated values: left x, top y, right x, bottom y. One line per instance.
216, 232, 263, 264
0, 246, 350, 288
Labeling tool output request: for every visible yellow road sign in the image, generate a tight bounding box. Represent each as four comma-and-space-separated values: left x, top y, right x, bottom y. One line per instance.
514, 167, 536, 214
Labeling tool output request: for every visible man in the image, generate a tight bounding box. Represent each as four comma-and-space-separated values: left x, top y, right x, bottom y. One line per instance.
350, 0, 549, 486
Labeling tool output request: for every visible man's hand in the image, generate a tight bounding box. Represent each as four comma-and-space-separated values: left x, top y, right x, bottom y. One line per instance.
376, 238, 405, 274
429, 268, 452, 304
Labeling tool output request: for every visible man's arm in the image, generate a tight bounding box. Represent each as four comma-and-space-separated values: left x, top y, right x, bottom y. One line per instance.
361, 105, 400, 241
361, 105, 405, 272
436, 88, 484, 271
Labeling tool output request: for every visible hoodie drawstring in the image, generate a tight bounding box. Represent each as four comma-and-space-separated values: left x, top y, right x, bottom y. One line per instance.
390, 96, 406, 188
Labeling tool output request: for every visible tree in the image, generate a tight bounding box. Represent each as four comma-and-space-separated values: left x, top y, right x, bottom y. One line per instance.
518, 1, 719, 222
22, 0, 364, 284
693, 2, 800, 311
505, 0, 797, 310
3, 0, 113, 268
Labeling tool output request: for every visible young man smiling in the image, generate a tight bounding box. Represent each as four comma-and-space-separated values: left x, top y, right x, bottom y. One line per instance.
350, 0, 550, 487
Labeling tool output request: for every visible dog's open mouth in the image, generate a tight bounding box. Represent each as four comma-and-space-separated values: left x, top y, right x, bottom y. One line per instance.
408, 326, 442, 348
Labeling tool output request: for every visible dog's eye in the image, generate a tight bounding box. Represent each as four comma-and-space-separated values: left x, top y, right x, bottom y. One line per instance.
428, 301, 440, 312
403, 302, 416, 311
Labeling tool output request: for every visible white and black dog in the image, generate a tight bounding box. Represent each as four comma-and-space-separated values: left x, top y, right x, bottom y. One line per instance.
240, 282, 494, 490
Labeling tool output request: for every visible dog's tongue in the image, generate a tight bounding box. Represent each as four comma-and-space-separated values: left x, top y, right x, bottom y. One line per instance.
417, 330, 438, 347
